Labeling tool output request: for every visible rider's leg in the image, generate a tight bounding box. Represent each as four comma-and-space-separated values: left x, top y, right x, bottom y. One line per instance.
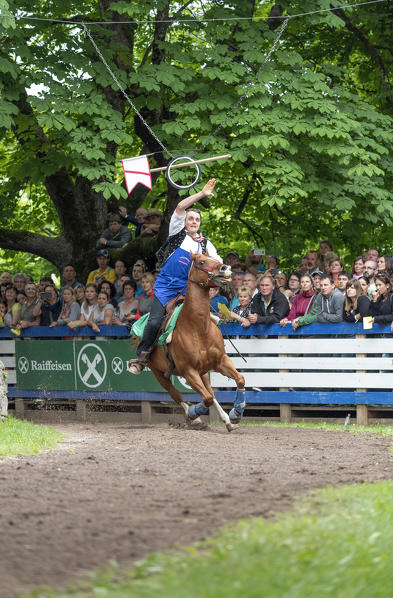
128, 297, 166, 374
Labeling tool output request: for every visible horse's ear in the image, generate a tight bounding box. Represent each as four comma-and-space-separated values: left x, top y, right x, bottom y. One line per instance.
190, 251, 197, 261
205, 250, 210, 257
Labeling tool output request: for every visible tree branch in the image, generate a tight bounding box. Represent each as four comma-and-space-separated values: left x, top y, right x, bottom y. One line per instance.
0, 229, 71, 268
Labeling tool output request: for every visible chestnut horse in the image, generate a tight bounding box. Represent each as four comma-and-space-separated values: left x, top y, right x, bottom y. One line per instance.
140, 252, 246, 432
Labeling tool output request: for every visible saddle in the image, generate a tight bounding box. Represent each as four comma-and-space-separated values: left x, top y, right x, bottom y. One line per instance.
160, 295, 184, 379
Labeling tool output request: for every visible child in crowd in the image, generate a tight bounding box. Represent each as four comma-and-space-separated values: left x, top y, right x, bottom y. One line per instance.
229, 286, 252, 327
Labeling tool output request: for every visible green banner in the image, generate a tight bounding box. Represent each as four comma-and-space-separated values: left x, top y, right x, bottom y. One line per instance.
15, 340, 194, 393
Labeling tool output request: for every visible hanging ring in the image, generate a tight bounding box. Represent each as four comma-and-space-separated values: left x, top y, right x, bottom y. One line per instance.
166, 155, 201, 190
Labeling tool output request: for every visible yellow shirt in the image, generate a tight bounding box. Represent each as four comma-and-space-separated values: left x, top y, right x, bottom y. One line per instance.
86, 266, 116, 285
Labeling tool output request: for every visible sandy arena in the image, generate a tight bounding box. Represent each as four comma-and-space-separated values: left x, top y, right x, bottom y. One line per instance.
0, 422, 392, 597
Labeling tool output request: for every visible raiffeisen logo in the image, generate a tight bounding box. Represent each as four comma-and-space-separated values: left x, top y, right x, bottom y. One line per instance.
30, 360, 72, 371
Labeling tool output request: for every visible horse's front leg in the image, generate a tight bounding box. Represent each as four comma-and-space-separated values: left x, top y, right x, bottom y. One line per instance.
216, 354, 246, 424
197, 373, 237, 432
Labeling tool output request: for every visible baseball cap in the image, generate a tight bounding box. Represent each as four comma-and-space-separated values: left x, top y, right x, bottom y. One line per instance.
226, 250, 239, 258
97, 249, 109, 257
311, 269, 325, 278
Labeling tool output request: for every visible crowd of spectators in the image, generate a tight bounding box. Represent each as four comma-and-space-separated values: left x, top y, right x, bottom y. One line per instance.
2, 224, 393, 335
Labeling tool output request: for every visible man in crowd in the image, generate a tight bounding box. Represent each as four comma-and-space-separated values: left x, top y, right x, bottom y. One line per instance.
140, 208, 163, 236
315, 275, 344, 323
248, 275, 289, 325
119, 206, 147, 237
131, 262, 146, 298
86, 249, 116, 285
305, 251, 321, 275
245, 249, 266, 276
337, 271, 351, 295
312, 271, 323, 292
0, 272, 12, 285
224, 250, 240, 268
13, 273, 27, 293
97, 213, 132, 249
60, 265, 83, 296
363, 259, 378, 297
243, 273, 259, 299
365, 248, 379, 262
13, 282, 40, 331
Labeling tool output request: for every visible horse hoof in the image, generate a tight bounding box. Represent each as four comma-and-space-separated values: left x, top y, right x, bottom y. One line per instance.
226, 422, 239, 432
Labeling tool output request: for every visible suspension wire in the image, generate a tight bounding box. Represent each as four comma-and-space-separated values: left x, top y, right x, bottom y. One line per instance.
82, 24, 174, 158
201, 16, 290, 150
0, 0, 388, 26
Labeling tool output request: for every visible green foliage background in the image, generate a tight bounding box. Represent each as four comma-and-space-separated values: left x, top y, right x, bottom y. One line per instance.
1, 0, 393, 278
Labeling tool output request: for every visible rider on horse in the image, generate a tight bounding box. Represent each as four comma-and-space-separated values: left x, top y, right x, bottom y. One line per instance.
128, 178, 221, 374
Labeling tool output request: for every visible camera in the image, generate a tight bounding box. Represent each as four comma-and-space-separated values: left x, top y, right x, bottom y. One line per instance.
253, 249, 265, 256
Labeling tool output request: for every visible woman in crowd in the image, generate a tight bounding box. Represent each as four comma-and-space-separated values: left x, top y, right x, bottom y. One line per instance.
273, 271, 287, 294
112, 281, 138, 326
370, 272, 393, 325
98, 280, 118, 309
74, 285, 85, 305
343, 279, 370, 322
135, 273, 155, 319
328, 258, 344, 284
282, 271, 301, 303
351, 256, 364, 279
3, 285, 21, 327
229, 286, 252, 327
377, 255, 393, 276
49, 287, 80, 327
16, 290, 26, 307
280, 274, 315, 327
68, 283, 97, 330
357, 276, 369, 295
114, 259, 127, 300
86, 290, 115, 333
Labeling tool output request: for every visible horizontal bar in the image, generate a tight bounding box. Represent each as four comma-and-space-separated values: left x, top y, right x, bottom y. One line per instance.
150, 153, 231, 173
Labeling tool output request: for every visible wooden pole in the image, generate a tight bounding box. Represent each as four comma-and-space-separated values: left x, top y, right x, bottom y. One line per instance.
150, 154, 231, 173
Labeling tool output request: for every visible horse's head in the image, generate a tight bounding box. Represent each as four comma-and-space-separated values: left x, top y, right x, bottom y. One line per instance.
190, 252, 232, 288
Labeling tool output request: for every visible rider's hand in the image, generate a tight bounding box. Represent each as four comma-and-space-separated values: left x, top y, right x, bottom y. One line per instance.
201, 179, 216, 197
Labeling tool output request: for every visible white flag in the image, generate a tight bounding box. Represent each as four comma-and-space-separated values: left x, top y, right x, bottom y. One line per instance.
121, 155, 152, 194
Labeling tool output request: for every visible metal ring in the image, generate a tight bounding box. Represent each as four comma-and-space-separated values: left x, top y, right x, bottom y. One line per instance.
166, 155, 201, 190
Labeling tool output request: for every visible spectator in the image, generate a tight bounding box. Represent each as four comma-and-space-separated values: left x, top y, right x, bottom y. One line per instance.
248, 275, 289, 325
343, 279, 371, 322
305, 251, 320, 275
13, 282, 40, 330
3, 286, 21, 327
0, 272, 12, 285
74, 285, 85, 305
224, 251, 240, 267
337, 271, 351, 294
86, 249, 116, 285
370, 272, 393, 325
135, 273, 155, 319
209, 286, 229, 313
113, 281, 138, 325
243, 272, 259, 298
119, 206, 147, 237
98, 280, 118, 309
49, 287, 81, 327
131, 262, 145, 298
328, 258, 344, 284
245, 249, 266, 276
117, 275, 132, 301
366, 248, 379, 262
312, 271, 323, 292
265, 255, 280, 272
69, 283, 98, 329
141, 208, 163, 236
230, 286, 253, 327
0, 283, 7, 301
363, 260, 378, 297
60, 265, 83, 296
281, 274, 315, 327
319, 240, 333, 257
283, 272, 301, 303
316, 275, 345, 323
297, 256, 308, 275
86, 290, 115, 333
96, 213, 132, 249
16, 290, 26, 307
352, 256, 364, 279
13, 273, 27, 293
377, 255, 393, 276
357, 276, 370, 295
273, 271, 287, 294
322, 251, 339, 273
37, 276, 53, 293
114, 259, 127, 300
33, 285, 62, 326
0, 301, 6, 327
228, 271, 245, 308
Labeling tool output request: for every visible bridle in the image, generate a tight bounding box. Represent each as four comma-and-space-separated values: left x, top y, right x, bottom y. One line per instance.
190, 262, 226, 288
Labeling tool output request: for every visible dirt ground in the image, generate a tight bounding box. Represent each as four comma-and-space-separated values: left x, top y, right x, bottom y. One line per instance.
0, 422, 392, 598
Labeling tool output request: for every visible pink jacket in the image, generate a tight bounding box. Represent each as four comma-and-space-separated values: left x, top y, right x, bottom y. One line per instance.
287, 291, 315, 321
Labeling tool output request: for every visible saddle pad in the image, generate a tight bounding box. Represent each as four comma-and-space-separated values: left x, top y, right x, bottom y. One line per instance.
131, 304, 183, 346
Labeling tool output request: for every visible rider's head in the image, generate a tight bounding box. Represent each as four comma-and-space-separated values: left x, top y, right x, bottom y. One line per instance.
185, 208, 201, 236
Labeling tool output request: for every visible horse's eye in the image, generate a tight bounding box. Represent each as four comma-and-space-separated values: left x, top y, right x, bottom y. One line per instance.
200, 260, 205, 265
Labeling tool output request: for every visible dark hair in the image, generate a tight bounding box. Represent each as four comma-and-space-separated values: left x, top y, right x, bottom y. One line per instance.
98, 280, 116, 300
123, 280, 137, 292
379, 256, 393, 276
288, 272, 301, 282
300, 274, 313, 285
375, 272, 392, 294
338, 271, 351, 279
351, 256, 364, 276
97, 290, 110, 300
320, 274, 334, 284
319, 240, 333, 250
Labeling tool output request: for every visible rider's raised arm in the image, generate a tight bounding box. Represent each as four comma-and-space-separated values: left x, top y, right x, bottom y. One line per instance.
175, 179, 216, 217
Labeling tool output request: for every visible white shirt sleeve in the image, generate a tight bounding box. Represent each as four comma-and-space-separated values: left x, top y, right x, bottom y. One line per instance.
169, 210, 185, 236
206, 240, 223, 263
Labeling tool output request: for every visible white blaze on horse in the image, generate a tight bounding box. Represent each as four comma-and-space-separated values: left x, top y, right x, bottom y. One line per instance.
131, 252, 246, 432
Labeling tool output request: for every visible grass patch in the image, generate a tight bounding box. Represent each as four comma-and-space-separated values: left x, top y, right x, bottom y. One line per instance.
238, 420, 393, 437
0, 416, 64, 457
22, 481, 393, 598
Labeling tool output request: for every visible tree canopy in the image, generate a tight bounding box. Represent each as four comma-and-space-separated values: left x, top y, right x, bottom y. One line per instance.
1, 0, 393, 280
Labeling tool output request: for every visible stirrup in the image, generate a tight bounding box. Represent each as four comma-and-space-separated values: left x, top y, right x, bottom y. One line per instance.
127, 358, 146, 375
